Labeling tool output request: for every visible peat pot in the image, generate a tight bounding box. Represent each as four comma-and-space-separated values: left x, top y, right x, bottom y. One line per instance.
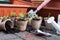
0, 19, 14, 31
44, 17, 54, 30
15, 20, 28, 31
31, 17, 42, 30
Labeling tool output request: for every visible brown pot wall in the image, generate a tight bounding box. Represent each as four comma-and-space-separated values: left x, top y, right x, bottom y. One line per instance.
15, 20, 28, 31
31, 18, 42, 30
0, 19, 14, 31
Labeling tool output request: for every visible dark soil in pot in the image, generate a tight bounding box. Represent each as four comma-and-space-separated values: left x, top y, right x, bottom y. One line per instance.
17, 19, 27, 21
32, 18, 40, 21
3, 20, 20, 34
4, 21, 14, 34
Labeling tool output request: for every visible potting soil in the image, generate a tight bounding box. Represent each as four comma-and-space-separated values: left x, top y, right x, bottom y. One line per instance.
4, 21, 20, 34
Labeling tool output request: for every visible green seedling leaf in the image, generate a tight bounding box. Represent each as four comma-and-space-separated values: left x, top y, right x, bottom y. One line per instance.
48, 13, 51, 19
19, 13, 25, 20
19, 13, 24, 17
10, 12, 16, 17
3, 16, 8, 20
26, 12, 41, 19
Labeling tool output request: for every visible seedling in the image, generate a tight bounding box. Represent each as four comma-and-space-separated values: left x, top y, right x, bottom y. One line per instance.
18, 12, 26, 21
10, 12, 16, 17
3, 16, 8, 20
48, 13, 51, 19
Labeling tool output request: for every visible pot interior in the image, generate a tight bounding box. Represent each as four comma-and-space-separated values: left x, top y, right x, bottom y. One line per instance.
32, 18, 40, 21
5, 20, 13, 31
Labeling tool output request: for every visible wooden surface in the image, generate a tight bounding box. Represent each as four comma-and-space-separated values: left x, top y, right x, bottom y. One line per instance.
0, 7, 27, 16
0, 0, 34, 17
0, 4, 32, 8
12, 0, 33, 5
31, 0, 44, 1
31, 0, 43, 7
43, 1, 60, 10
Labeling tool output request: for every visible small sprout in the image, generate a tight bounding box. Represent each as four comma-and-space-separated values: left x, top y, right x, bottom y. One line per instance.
10, 12, 16, 17
31, 13, 39, 19
27, 14, 31, 18
19, 13, 24, 20
26, 13, 38, 18
26, 13, 40, 20
19, 12, 27, 21
3, 16, 8, 20
48, 13, 51, 18
19, 13, 24, 18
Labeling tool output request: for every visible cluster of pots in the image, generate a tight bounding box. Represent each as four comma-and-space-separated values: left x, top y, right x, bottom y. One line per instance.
15, 17, 43, 31
0, 16, 43, 32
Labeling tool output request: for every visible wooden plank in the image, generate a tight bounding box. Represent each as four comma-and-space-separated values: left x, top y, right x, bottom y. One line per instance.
0, 8, 4, 16
0, 7, 27, 17
0, 4, 32, 8
31, 0, 44, 2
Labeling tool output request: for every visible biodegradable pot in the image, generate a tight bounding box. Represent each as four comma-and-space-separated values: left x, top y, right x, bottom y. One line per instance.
0, 19, 14, 31
15, 20, 28, 31
31, 17, 42, 30
44, 17, 54, 30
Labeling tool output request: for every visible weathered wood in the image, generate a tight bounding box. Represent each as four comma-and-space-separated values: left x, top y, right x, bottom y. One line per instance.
0, 0, 34, 17
31, 0, 43, 7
